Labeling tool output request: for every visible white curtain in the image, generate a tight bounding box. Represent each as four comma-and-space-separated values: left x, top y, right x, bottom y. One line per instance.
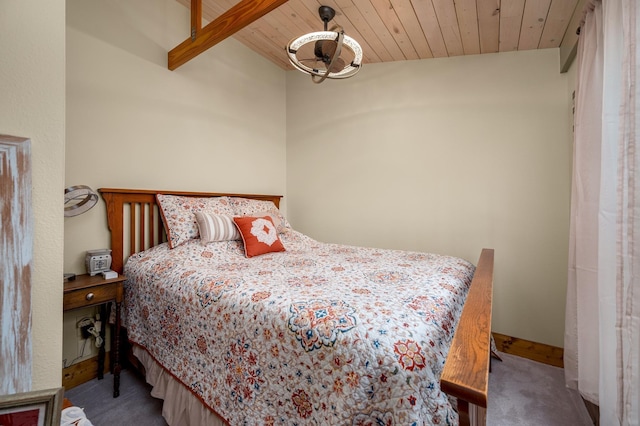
565, 0, 640, 425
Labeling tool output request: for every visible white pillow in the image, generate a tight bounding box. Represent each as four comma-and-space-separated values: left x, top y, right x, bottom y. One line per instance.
229, 197, 290, 233
194, 212, 241, 243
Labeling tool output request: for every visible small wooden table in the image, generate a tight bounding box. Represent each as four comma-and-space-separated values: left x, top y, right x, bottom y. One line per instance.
63, 273, 125, 397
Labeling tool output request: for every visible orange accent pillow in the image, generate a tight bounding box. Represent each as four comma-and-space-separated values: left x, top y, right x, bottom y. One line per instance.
233, 216, 286, 258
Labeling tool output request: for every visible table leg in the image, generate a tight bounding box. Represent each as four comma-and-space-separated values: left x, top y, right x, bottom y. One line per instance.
113, 300, 121, 398
97, 304, 107, 380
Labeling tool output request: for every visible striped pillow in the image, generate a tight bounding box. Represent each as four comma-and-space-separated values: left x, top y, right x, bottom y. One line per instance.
194, 212, 241, 243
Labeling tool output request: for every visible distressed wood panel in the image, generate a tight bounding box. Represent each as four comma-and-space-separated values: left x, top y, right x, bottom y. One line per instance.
0, 135, 33, 394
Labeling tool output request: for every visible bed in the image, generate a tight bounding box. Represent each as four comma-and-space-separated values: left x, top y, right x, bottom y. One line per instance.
99, 188, 493, 426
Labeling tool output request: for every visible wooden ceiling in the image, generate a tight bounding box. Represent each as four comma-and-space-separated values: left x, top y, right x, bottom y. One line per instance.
173, 0, 586, 71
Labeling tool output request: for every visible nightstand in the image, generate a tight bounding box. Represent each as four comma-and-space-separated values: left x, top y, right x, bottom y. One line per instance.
63, 273, 125, 397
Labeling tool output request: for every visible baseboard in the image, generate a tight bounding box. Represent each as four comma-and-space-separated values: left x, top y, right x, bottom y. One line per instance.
492, 332, 564, 368
62, 352, 111, 390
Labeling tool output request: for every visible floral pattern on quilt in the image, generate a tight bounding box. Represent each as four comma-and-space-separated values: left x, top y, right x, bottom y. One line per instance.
123, 230, 475, 425
224, 336, 265, 405
288, 299, 358, 352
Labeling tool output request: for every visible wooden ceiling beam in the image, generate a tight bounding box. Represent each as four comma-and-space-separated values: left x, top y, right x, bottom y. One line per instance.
168, 0, 290, 70
191, 0, 202, 36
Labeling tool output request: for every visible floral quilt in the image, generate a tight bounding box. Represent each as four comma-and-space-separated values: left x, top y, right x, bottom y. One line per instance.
123, 229, 475, 425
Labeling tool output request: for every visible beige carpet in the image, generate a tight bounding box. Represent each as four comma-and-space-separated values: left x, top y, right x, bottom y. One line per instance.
65, 351, 593, 425
487, 352, 593, 425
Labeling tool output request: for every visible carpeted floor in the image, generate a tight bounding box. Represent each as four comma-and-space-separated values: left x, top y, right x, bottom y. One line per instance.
486, 353, 593, 425
65, 352, 594, 425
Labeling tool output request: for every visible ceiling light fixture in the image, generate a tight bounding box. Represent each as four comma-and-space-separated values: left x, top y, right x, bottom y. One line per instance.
285, 6, 363, 84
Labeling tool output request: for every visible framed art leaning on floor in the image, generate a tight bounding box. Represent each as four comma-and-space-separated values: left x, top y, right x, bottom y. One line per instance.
0, 387, 64, 426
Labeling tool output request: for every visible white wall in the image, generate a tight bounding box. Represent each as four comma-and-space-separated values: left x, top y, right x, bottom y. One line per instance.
0, 1, 66, 389
63, 0, 287, 364
64, 0, 287, 272
286, 49, 572, 348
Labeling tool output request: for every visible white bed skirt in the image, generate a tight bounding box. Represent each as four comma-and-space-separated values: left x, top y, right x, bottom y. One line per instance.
133, 345, 227, 426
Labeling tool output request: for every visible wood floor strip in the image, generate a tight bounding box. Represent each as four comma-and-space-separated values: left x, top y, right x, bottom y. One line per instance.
492, 332, 564, 368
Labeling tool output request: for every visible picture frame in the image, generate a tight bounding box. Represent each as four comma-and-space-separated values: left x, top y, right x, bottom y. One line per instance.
0, 387, 63, 426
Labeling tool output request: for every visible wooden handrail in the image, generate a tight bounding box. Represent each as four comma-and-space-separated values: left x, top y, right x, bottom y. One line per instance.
441, 248, 494, 425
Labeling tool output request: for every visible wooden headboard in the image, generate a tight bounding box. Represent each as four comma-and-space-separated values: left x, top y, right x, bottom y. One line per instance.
98, 188, 282, 274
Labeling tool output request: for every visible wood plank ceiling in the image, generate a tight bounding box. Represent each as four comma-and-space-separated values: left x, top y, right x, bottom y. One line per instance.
174, 0, 585, 71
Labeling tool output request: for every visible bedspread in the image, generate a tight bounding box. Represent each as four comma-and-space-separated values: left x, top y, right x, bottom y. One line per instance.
123, 230, 475, 425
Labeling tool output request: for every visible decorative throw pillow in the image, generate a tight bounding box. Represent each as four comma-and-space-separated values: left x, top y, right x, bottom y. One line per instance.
233, 216, 286, 258
229, 197, 291, 233
157, 194, 234, 249
194, 212, 240, 243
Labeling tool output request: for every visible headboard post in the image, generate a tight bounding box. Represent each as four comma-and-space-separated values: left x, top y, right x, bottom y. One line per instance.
100, 191, 126, 274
